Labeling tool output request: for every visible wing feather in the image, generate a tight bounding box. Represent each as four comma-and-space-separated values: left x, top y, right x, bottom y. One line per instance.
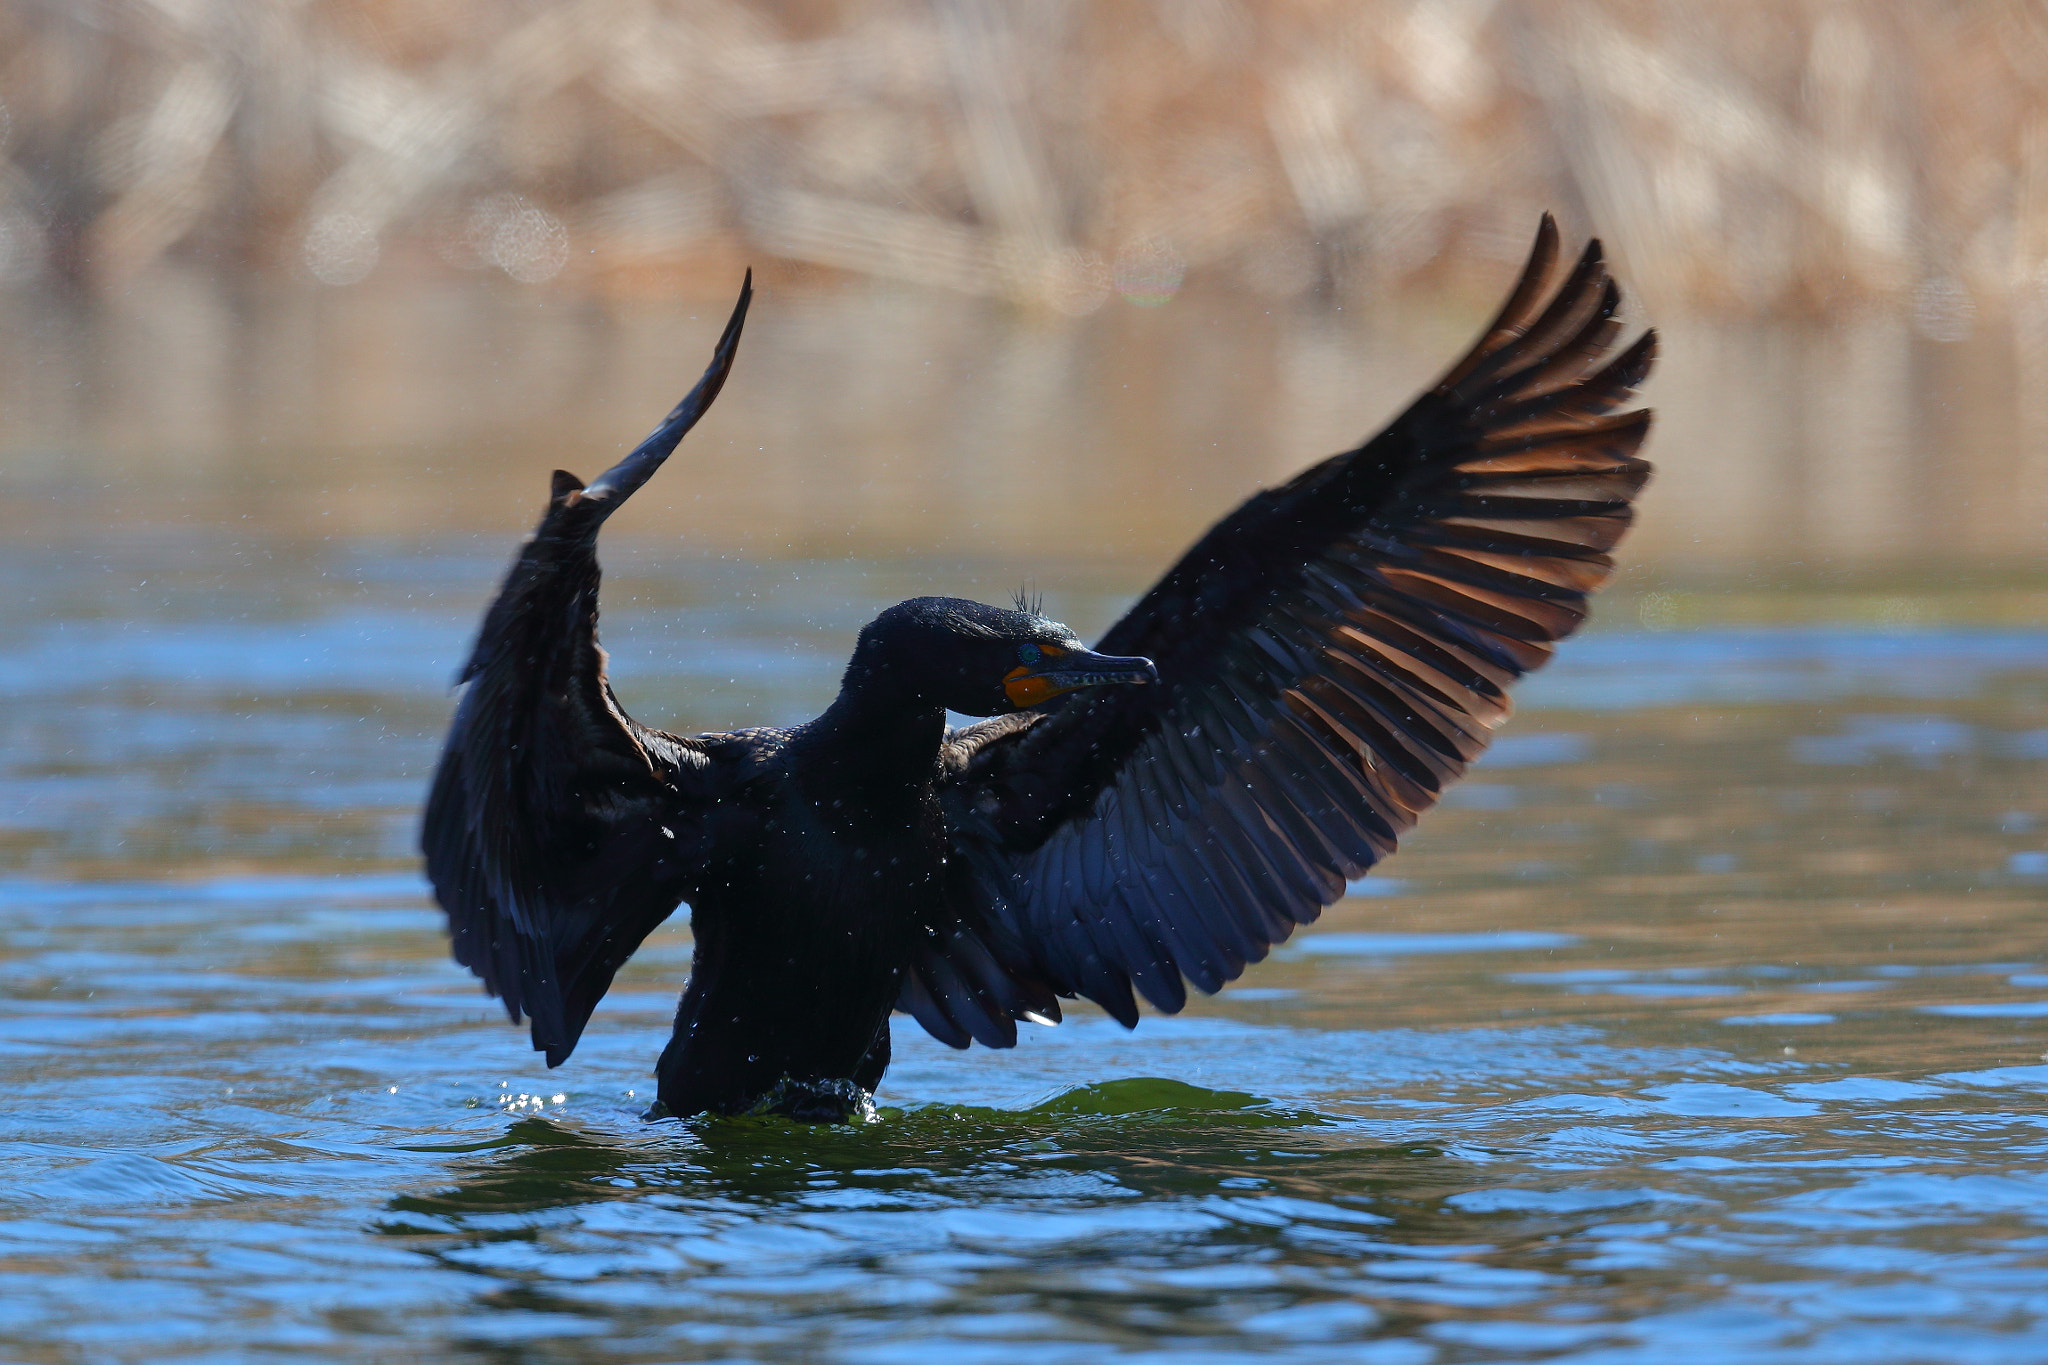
918, 216, 1654, 1040
420, 278, 754, 1065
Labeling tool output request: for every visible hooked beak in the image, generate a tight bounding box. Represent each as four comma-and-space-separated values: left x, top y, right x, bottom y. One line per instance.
1003, 647, 1159, 710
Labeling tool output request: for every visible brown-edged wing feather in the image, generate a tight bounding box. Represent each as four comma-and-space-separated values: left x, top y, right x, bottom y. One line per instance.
912, 217, 1654, 1045
421, 277, 755, 1066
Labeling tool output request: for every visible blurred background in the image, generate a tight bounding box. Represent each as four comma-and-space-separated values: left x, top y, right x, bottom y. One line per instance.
1, 0, 2046, 575
16, 9, 2048, 1360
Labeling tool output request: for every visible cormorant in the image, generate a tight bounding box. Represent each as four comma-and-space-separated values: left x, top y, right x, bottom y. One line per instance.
423, 216, 1655, 1122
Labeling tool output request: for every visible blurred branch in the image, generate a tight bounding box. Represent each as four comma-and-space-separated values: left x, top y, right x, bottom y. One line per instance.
0, 0, 2037, 316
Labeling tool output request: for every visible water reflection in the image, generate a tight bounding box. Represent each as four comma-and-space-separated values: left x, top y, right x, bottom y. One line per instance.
374, 1098, 1554, 1360
391, 1083, 1348, 1220
6, 277, 2048, 1359
5, 276, 2048, 579
352, 1032, 2048, 1362
8, 840, 2048, 1359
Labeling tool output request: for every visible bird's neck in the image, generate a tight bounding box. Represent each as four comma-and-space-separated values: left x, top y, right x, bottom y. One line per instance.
801, 681, 947, 816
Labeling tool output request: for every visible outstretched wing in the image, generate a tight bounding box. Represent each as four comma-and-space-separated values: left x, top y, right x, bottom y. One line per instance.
421, 275, 754, 1066
909, 218, 1654, 1047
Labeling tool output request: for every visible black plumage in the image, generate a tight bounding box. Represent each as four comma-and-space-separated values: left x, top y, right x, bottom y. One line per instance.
422, 218, 1656, 1121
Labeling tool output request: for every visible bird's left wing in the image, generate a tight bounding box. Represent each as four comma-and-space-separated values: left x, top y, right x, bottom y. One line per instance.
422, 276, 753, 1066
910, 219, 1653, 1048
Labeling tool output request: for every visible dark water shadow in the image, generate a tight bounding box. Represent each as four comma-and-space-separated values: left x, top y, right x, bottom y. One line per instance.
378, 1077, 1483, 1244
357, 1079, 1676, 1362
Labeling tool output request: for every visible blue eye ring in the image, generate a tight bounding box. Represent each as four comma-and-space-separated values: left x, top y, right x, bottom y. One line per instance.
1016, 643, 1043, 666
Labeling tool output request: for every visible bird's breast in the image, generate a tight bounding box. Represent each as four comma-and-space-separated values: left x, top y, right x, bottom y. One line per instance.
702, 783, 946, 941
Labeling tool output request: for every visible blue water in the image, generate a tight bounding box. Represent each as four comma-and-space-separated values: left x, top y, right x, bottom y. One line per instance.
6, 532, 2048, 1361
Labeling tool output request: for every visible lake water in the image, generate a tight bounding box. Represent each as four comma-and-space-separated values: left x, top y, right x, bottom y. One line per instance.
5, 277, 2048, 1361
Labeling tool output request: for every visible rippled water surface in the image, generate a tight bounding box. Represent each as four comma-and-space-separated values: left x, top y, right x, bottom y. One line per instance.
7, 283, 2048, 1361
7, 523, 2048, 1364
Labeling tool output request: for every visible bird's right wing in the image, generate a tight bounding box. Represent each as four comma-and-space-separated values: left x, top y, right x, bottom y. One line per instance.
422, 276, 754, 1066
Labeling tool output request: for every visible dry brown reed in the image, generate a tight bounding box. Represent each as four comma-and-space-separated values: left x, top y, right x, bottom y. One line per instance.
0, 0, 2044, 318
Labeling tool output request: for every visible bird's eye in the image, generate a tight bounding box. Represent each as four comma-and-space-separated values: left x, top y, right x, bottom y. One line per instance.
1016, 643, 1042, 666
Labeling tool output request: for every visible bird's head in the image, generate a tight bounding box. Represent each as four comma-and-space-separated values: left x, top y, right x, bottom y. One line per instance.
845, 596, 1158, 717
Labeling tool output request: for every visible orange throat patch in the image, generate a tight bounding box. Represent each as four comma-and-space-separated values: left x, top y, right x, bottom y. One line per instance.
1003, 667, 1063, 709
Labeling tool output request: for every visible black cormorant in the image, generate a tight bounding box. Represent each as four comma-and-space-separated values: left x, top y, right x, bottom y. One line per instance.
422, 216, 1656, 1121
